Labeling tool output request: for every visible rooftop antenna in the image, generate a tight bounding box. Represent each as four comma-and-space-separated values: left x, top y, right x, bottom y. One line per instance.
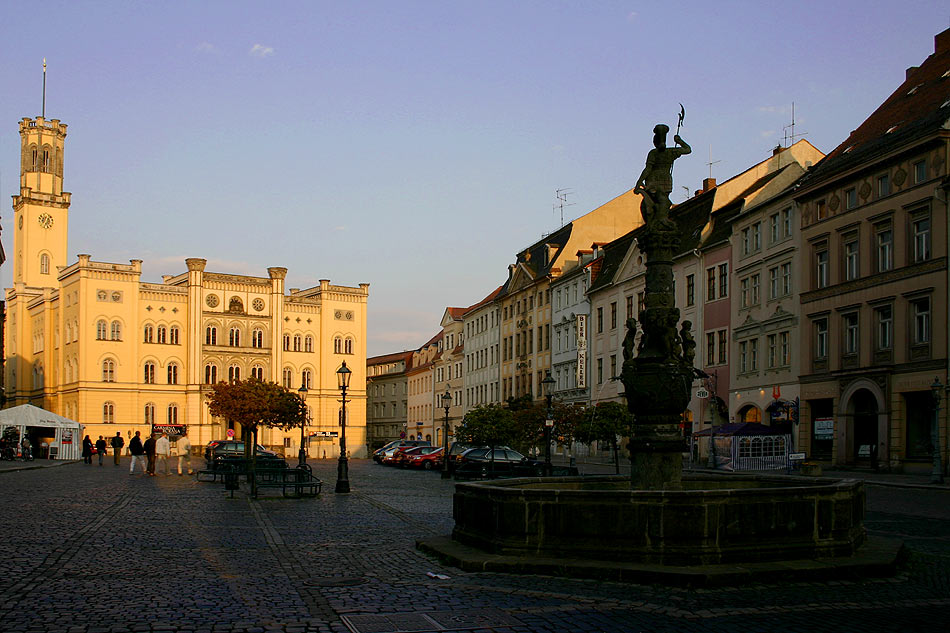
706, 146, 721, 179
42, 58, 47, 118
782, 102, 807, 147
554, 188, 575, 227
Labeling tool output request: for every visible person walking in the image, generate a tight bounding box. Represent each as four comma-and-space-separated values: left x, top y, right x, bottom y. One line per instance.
82, 435, 93, 465
110, 432, 125, 466
156, 432, 171, 475
144, 433, 157, 476
176, 432, 193, 476
129, 431, 147, 475
95, 436, 107, 466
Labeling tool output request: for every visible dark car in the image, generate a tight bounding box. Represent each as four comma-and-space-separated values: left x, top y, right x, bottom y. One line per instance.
372, 439, 431, 463
205, 440, 280, 463
454, 447, 544, 479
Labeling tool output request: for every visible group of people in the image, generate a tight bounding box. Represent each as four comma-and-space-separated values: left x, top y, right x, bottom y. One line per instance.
81, 431, 193, 476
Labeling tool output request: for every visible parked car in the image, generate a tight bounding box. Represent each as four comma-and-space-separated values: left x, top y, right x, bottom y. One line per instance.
454, 447, 544, 479
372, 439, 431, 463
446, 442, 473, 471
205, 440, 280, 463
383, 444, 427, 466
405, 446, 444, 470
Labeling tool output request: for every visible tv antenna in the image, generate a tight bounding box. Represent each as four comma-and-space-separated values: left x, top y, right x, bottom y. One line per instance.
706, 146, 721, 179
782, 102, 808, 147
554, 188, 575, 227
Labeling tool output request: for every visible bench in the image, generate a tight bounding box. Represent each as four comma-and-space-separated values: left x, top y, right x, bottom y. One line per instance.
196, 457, 289, 483
254, 467, 323, 498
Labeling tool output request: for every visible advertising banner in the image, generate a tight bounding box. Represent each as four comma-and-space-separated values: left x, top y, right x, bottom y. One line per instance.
576, 315, 587, 389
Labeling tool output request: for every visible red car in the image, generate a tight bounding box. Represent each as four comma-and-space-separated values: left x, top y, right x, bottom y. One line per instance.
383, 445, 425, 466
405, 446, 444, 470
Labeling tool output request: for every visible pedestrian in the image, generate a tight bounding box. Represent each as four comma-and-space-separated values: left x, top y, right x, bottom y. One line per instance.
82, 435, 93, 465
144, 433, 157, 476
128, 431, 147, 475
156, 432, 170, 475
110, 432, 125, 466
95, 436, 107, 466
176, 432, 193, 475
20, 436, 32, 461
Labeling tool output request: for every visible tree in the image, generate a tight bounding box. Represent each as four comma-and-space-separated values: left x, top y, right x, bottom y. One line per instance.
207, 379, 307, 492
575, 401, 634, 474
456, 403, 518, 448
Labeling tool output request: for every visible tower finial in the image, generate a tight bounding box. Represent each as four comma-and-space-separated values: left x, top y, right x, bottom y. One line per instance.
42, 58, 47, 118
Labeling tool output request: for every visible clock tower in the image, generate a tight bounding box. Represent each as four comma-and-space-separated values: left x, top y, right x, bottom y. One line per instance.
12, 116, 70, 287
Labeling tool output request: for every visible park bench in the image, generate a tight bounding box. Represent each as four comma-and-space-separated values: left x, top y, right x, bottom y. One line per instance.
253, 466, 322, 498
197, 456, 288, 482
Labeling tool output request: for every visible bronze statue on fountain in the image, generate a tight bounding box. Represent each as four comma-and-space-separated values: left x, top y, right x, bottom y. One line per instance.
621, 118, 696, 490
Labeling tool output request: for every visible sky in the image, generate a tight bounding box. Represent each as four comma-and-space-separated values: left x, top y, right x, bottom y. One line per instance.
1, 1, 948, 357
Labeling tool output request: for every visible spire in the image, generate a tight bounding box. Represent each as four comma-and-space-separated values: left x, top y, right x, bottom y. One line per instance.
42, 58, 47, 118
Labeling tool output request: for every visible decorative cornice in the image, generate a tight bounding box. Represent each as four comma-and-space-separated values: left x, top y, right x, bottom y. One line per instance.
801, 257, 946, 303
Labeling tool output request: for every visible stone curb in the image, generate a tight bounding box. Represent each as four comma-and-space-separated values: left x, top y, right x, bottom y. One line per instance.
0, 459, 79, 474
416, 535, 906, 588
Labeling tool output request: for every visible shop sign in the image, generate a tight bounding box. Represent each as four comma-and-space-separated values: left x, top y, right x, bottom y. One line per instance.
576, 315, 587, 388
153, 424, 187, 436
62, 429, 72, 444
814, 417, 834, 441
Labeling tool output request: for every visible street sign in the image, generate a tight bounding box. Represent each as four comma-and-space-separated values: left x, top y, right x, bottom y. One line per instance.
695, 388, 709, 399
226, 428, 235, 439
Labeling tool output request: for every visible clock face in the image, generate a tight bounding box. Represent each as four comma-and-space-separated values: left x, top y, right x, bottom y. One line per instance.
38, 213, 54, 229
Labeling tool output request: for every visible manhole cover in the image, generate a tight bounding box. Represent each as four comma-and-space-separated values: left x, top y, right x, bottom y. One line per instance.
305, 576, 366, 587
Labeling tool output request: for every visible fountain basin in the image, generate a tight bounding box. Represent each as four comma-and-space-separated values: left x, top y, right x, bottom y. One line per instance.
450, 473, 866, 566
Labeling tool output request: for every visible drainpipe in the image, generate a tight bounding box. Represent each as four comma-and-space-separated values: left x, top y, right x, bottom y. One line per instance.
942, 169, 950, 476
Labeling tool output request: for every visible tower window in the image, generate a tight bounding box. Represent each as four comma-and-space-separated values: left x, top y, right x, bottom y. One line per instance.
110, 320, 122, 341
96, 320, 108, 340
101, 359, 115, 382
40, 254, 50, 275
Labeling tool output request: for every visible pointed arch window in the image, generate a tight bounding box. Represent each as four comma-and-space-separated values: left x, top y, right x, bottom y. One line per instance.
169, 326, 180, 345
103, 402, 115, 424
143, 362, 156, 384
40, 253, 50, 275
42, 148, 50, 171
304, 335, 313, 353
102, 358, 115, 382
228, 365, 241, 383
282, 367, 293, 388
157, 326, 167, 344
206, 326, 217, 345
96, 320, 108, 340
144, 403, 155, 425
229, 328, 241, 347
205, 364, 218, 384
252, 329, 264, 348
167, 404, 179, 425
144, 324, 154, 343
167, 363, 179, 385
110, 320, 122, 341
251, 365, 264, 381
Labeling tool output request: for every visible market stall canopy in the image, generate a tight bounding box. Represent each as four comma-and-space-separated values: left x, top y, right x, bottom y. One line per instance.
0, 404, 82, 430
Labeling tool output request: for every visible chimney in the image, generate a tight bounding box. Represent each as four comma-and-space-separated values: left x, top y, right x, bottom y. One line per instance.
936, 27, 950, 54
906, 66, 919, 81
702, 177, 717, 192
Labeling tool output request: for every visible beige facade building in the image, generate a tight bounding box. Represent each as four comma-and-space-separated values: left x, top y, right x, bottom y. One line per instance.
462, 287, 502, 414
406, 332, 440, 441
5, 115, 370, 456
796, 30, 950, 472
432, 308, 465, 445
366, 351, 412, 451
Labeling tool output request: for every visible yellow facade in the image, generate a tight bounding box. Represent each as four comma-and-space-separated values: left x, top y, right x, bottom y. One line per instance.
4, 116, 370, 457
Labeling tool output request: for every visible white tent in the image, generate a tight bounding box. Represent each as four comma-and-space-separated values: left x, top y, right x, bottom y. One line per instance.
0, 404, 83, 460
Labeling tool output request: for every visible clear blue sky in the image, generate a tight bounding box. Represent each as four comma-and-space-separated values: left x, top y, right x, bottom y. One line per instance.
2, 1, 947, 356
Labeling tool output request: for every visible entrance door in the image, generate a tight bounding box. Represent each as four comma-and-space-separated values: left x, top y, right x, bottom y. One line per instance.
851, 389, 879, 466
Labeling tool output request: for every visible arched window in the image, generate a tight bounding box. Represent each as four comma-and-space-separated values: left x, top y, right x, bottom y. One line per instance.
293, 335, 301, 352
282, 367, 292, 388
302, 369, 312, 389
102, 358, 115, 382
304, 335, 313, 353
103, 402, 115, 424
143, 362, 155, 384
251, 365, 264, 381
40, 253, 50, 275
206, 326, 217, 345
157, 326, 167, 344
42, 147, 50, 171
205, 364, 218, 384
30, 146, 37, 170
169, 326, 180, 345
228, 365, 241, 383
252, 329, 263, 348
334, 336, 343, 354
144, 403, 155, 425
229, 328, 241, 347
167, 404, 178, 425
144, 324, 154, 343
110, 320, 122, 341
344, 337, 354, 354
283, 334, 290, 351
167, 363, 179, 385
96, 320, 108, 340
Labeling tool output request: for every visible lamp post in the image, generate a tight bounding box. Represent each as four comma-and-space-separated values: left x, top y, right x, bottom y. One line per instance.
542, 371, 555, 477
930, 377, 944, 484
440, 389, 452, 479
336, 361, 351, 493
297, 382, 308, 468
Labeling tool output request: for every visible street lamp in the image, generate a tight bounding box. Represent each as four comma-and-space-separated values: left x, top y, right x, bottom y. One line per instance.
336, 361, 352, 493
297, 382, 308, 468
440, 389, 452, 479
542, 371, 555, 477
930, 377, 944, 484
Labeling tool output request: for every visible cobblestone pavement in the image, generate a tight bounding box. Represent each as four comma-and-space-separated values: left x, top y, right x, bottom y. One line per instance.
0, 459, 948, 633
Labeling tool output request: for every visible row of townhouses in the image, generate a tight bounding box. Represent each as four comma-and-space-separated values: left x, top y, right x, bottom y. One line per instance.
367, 28, 950, 474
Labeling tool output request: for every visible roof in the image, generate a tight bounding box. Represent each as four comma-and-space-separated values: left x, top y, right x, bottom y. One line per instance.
0, 404, 81, 429
463, 286, 503, 317
367, 351, 413, 366
801, 28, 950, 189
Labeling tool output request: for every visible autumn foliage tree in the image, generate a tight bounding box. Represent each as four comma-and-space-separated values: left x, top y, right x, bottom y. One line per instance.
207, 378, 307, 461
